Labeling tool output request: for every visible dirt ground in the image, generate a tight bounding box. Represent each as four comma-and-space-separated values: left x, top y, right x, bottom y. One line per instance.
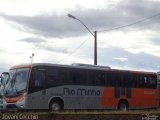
1, 111, 160, 120
38, 114, 142, 120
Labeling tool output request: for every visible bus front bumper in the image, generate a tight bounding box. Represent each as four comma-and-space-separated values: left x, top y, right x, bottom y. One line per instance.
3, 96, 26, 110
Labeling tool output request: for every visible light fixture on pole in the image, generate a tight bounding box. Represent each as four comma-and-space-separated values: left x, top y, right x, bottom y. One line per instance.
67, 14, 97, 65
30, 53, 34, 64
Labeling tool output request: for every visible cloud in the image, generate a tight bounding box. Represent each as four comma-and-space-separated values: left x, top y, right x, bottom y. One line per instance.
98, 46, 160, 71
150, 37, 160, 46
19, 37, 69, 53
113, 57, 128, 62
0, 49, 4, 52
36, 43, 69, 54
0, 13, 87, 38
0, 61, 12, 74
1, 0, 160, 38
19, 37, 46, 43
52, 44, 160, 71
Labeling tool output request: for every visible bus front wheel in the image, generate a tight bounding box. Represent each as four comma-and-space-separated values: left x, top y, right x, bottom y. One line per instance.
118, 101, 128, 111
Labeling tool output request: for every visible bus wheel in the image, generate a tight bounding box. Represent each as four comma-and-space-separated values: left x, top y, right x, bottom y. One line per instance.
49, 101, 62, 112
118, 101, 128, 111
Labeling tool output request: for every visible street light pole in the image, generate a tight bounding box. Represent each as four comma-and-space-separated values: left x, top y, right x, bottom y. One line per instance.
94, 31, 97, 65
30, 53, 34, 64
68, 14, 97, 65
68, 14, 94, 36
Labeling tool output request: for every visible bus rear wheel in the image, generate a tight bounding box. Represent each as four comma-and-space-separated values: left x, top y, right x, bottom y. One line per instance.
49, 101, 62, 112
118, 101, 128, 111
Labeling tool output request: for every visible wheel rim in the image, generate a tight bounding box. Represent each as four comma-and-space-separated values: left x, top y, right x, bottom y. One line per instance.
51, 103, 60, 112
120, 103, 127, 111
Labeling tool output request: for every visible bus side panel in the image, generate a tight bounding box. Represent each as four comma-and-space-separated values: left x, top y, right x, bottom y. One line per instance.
27, 91, 50, 109
100, 87, 157, 109
60, 86, 105, 110
129, 88, 157, 108
101, 87, 118, 107
27, 85, 106, 110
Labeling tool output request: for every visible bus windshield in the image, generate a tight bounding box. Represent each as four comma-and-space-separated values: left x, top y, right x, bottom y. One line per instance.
6, 68, 30, 95
0, 72, 10, 96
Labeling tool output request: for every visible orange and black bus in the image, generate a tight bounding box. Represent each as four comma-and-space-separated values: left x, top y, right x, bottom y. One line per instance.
3, 63, 158, 111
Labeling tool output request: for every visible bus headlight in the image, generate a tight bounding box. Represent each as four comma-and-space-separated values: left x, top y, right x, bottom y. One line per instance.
17, 93, 26, 103
18, 96, 25, 102
17, 93, 26, 108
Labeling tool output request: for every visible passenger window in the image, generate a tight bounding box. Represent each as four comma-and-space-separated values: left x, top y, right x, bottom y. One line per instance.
106, 73, 114, 86
35, 70, 45, 87
46, 69, 61, 87
88, 70, 105, 86
69, 70, 81, 84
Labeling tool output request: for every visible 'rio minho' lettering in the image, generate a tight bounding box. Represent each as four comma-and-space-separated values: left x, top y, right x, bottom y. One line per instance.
63, 88, 100, 96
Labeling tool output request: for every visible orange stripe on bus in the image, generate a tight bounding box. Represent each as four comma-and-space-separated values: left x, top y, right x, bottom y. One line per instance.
4, 95, 22, 103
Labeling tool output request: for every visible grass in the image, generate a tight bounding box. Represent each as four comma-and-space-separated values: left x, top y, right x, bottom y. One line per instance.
1, 109, 160, 115
54, 110, 160, 115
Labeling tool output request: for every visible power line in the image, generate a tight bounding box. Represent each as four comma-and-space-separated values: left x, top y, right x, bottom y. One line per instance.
57, 35, 92, 64
98, 12, 160, 32
57, 12, 160, 63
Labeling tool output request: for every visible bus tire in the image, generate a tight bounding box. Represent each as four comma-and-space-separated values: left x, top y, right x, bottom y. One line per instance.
49, 99, 63, 112
118, 100, 128, 111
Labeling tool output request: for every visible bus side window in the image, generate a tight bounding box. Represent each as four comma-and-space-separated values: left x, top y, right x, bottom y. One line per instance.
123, 75, 130, 87
69, 69, 81, 85
148, 77, 157, 88
113, 73, 121, 87
88, 70, 105, 86
88, 70, 94, 85
106, 73, 114, 86
79, 69, 88, 85
68, 68, 87, 85
132, 76, 138, 88
35, 70, 45, 87
139, 76, 145, 88
46, 69, 60, 87
59, 68, 68, 85
95, 71, 105, 86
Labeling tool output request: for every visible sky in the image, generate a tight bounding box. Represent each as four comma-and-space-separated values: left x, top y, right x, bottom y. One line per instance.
0, 0, 160, 73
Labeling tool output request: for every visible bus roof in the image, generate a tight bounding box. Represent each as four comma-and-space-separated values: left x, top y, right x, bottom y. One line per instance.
10, 63, 111, 71
10, 63, 32, 70
9, 63, 156, 75
107, 69, 156, 75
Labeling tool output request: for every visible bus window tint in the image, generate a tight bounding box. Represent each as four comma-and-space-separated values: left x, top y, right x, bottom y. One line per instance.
105, 72, 157, 88
46, 69, 60, 87
69, 69, 81, 85
114, 74, 121, 87
94, 71, 105, 86
130, 75, 157, 88
88, 70, 105, 86
123, 75, 130, 87
35, 70, 45, 87
138, 76, 144, 87
79, 70, 87, 85
149, 76, 157, 88
69, 69, 87, 85
59, 68, 68, 84
106, 73, 114, 86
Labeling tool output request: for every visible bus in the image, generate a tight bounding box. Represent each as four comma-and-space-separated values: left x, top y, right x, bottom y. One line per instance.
3, 63, 158, 111
0, 72, 10, 110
